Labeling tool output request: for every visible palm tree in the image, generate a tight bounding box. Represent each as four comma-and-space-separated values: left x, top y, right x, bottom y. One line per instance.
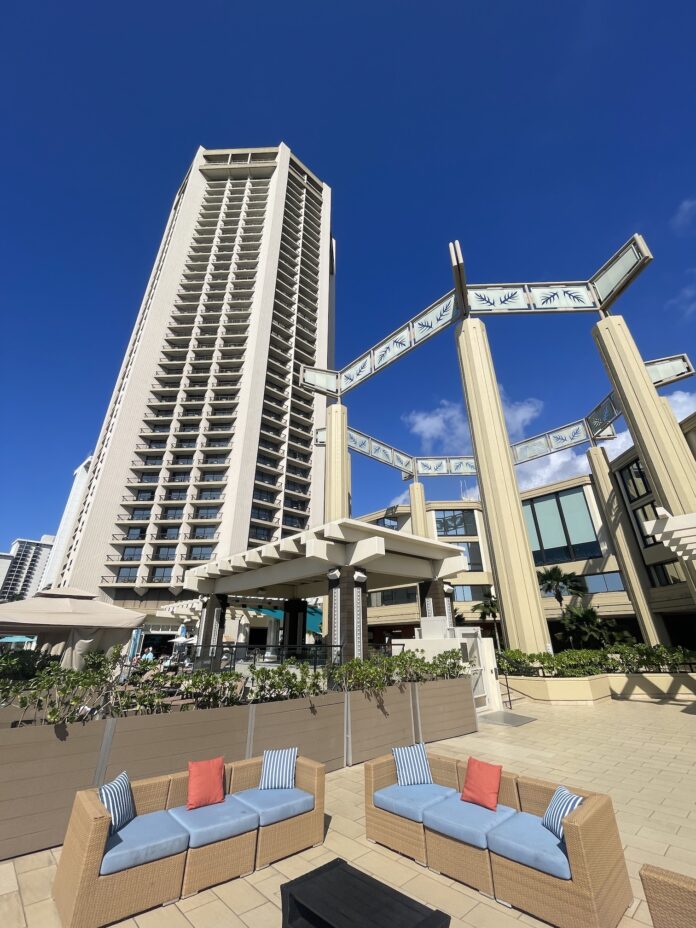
555, 606, 635, 649
536, 566, 587, 611
471, 593, 502, 650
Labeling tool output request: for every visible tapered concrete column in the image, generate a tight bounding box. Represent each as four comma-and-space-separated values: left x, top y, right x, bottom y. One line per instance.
593, 315, 696, 601
456, 318, 551, 653
283, 598, 307, 649
198, 593, 228, 666
587, 446, 666, 645
409, 480, 433, 538
324, 403, 351, 522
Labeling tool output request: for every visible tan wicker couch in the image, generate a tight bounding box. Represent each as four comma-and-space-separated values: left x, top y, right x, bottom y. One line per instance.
364, 751, 459, 866
640, 863, 696, 928
364, 754, 632, 928
53, 774, 184, 928
228, 755, 325, 869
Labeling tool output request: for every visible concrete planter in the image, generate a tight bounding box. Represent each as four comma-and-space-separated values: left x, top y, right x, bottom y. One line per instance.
506, 674, 612, 704
609, 672, 696, 702
415, 677, 477, 743
347, 683, 414, 766
251, 692, 345, 772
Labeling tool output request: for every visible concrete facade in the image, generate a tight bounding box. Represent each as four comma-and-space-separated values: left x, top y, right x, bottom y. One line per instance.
0, 537, 54, 603
55, 145, 334, 618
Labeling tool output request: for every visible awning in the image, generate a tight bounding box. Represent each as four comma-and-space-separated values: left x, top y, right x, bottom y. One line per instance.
253, 605, 322, 635
0, 635, 35, 643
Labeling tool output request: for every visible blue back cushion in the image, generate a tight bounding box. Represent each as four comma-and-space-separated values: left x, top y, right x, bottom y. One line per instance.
542, 786, 583, 841
392, 743, 433, 786
259, 747, 298, 790
99, 771, 136, 834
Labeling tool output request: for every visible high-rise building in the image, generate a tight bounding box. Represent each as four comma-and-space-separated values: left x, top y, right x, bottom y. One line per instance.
40, 456, 92, 591
57, 144, 334, 612
0, 536, 55, 602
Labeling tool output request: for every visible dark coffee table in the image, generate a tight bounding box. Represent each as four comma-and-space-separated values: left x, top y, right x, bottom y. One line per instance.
281, 857, 450, 927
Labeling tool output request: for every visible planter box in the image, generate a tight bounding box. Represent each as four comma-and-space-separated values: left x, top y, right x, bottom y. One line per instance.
348, 684, 415, 765
0, 720, 107, 861
416, 677, 477, 743
506, 674, 612, 704
105, 705, 250, 782
252, 692, 345, 772
609, 672, 696, 702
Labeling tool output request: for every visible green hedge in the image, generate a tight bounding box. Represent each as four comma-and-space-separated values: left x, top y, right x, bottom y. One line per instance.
496, 644, 696, 678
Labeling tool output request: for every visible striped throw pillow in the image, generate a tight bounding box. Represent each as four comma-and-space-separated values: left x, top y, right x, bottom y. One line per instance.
259, 747, 298, 790
392, 743, 433, 786
98, 771, 136, 834
542, 786, 583, 841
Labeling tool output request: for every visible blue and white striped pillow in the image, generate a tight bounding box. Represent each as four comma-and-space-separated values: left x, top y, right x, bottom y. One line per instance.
98, 771, 136, 834
392, 743, 433, 786
542, 786, 583, 841
259, 747, 298, 790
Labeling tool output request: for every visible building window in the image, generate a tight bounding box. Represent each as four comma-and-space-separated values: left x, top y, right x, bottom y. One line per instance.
158, 527, 180, 539
196, 507, 221, 520
251, 507, 274, 522
583, 572, 625, 593
250, 526, 272, 541
166, 489, 187, 500
131, 508, 151, 521
135, 490, 155, 501
454, 541, 483, 571
203, 472, 225, 482
648, 560, 686, 587
199, 489, 221, 500
435, 509, 477, 537
121, 547, 142, 562
126, 527, 146, 540
171, 472, 191, 483
150, 567, 172, 583
192, 526, 216, 539
620, 460, 651, 502
155, 546, 177, 560
189, 545, 213, 560
453, 584, 491, 602
633, 502, 659, 547
162, 507, 184, 520
140, 473, 158, 483
375, 517, 398, 530
523, 488, 601, 565
117, 567, 139, 582
174, 456, 194, 466
368, 587, 417, 608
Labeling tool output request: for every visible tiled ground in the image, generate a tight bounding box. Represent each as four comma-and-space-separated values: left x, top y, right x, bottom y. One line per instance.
3, 699, 696, 928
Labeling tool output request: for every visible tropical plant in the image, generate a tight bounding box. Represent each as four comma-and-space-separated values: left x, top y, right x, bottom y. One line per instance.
536, 566, 587, 611
471, 593, 502, 649
555, 606, 635, 649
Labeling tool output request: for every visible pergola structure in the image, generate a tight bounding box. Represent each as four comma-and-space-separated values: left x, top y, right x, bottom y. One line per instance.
184, 518, 465, 659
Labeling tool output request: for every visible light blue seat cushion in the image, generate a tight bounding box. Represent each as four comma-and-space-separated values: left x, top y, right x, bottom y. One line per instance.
167, 794, 259, 848
373, 783, 457, 823
100, 810, 189, 876
487, 811, 571, 880
234, 787, 314, 826
423, 794, 518, 849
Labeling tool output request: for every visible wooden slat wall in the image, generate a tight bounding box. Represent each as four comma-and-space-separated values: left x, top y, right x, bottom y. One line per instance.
104, 706, 250, 781
252, 693, 345, 772
417, 677, 477, 743
0, 721, 105, 860
349, 684, 415, 765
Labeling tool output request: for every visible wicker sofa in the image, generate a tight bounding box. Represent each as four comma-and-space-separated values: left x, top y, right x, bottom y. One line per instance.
53, 756, 325, 928
364, 752, 632, 928
640, 863, 696, 928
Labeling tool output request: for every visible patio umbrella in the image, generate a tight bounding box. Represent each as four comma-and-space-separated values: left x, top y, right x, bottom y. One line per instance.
0, 587, 145, 669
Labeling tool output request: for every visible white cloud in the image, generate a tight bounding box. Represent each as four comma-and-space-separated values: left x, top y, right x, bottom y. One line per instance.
665, 271, 696, 319
515, 447, 591, 491
604, 428, 634, 461
402, 390, 543, 455
671, 199, 696, 233
667, 389, 696, 421
388, 488, 410, 507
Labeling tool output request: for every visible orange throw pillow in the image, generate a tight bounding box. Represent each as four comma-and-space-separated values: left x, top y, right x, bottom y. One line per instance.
187, 756, 225, 810
461, 756, 502, 811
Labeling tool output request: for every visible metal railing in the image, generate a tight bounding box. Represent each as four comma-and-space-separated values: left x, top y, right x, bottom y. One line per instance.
191, 644, 344, 672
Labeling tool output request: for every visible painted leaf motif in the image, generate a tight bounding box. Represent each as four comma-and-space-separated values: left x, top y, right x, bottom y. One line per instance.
540, 291, 559, 306
499, 290, 519, 305
562, 289, 586, 304
474, 292, 496, 307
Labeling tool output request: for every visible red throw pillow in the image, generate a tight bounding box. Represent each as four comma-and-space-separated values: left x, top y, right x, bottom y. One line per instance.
461, 756, 502, 811
187, 756, 225, 810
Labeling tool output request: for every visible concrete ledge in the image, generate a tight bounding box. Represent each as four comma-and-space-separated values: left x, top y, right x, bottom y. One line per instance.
506, 672, 696, 704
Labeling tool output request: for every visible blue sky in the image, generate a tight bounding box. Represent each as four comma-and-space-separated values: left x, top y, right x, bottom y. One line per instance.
1, 0, 695, 549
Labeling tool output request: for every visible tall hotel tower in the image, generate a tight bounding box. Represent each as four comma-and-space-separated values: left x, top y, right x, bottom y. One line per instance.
58, 145, 334, 610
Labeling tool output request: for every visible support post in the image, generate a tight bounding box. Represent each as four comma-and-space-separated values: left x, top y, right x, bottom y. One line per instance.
327, 567, 368, 660
455, 318, 552, 653
324, 403, 351, 522
587, 446, 666, 645
409, 480, 433, 538
283, 598, 308, 651
198, 593, 228, 667
593, 315, 696, 603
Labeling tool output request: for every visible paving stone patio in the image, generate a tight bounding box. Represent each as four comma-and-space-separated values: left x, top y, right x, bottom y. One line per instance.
3, 698, 696, 928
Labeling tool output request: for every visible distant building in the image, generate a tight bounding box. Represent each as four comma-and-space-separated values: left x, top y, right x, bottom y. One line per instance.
0, 536, 55, 602
40, 457, 92, 591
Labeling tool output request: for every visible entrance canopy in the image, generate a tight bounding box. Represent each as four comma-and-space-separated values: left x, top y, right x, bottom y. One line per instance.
184, 518, 466, 599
